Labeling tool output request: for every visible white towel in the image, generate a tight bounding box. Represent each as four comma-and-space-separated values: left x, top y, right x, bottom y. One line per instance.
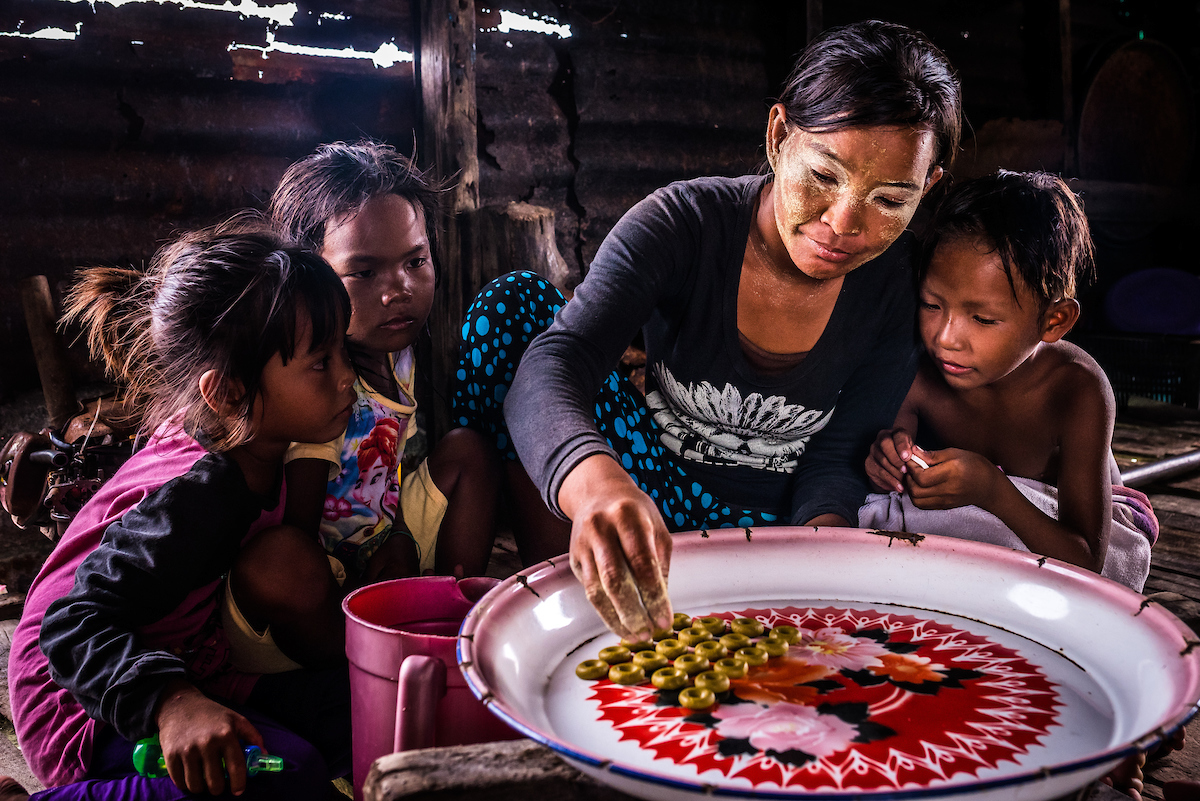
857, 476, 1157, 592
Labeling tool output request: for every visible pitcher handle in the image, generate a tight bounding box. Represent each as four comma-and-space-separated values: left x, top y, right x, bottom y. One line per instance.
394, 654, 446, 751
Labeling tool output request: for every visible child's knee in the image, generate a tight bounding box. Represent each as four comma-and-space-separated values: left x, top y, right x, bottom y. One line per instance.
431, 428, 501, 484
232, 525, 337, 613
448, 426, 500, 469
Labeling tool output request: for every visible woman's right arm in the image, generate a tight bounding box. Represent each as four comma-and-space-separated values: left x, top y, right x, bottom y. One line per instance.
558, 454, 673, 641
505, 185, 701, 638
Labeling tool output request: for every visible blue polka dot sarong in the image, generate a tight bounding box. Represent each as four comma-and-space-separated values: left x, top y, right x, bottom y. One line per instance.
452, 271, 779, 533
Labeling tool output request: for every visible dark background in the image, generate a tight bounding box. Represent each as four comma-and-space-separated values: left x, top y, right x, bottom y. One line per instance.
1, 0, 1195, 404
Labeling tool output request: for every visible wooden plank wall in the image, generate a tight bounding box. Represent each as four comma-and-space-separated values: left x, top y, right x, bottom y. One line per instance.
475, 0, 772, 282
416, 0, 479, 437
0, 0, 418, 400
0, 0, 791, 415
0, 0, 778, 405
2, 0, 1196, 414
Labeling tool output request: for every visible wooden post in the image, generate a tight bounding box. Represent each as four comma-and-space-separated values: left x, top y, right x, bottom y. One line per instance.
1059, 0, 1076, 175
20, 276, 79, 430
416, 0, 479, 439
474, 203, 571, 291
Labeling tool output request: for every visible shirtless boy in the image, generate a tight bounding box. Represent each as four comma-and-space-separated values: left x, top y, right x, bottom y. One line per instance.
862, 170, 1155, 590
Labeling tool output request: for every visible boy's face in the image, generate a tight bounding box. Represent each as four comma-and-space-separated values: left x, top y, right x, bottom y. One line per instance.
321, 194, 436, 359
918, 236, 1050, 391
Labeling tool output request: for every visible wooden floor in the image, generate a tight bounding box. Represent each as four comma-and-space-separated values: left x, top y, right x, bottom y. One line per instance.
1110, 401, 1200, 796
2, 401, 1200, 794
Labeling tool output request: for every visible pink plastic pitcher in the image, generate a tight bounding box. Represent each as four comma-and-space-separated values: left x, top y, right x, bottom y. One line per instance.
342, 575, 520, 799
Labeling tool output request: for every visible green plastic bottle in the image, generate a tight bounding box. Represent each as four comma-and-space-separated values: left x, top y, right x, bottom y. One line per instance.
132, 734, 285, 779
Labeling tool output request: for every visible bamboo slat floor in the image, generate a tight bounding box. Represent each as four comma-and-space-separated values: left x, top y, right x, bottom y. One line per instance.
1111, 401, 1200, 797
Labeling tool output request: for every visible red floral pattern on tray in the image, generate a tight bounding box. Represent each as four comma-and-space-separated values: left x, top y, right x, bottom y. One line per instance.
589, 606, 1061, 790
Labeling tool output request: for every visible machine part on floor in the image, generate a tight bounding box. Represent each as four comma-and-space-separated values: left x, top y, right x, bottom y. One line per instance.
1122, 449, 1200, 489
0, 396, 136, 540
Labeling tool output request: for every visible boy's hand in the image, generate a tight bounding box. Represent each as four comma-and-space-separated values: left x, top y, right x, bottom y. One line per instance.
866, 428, 917, 493
904, 448, 1001, 510
154, 679, 265, 796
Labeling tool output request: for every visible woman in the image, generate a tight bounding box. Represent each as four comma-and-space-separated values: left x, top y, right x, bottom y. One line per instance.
454, 20, 961, 640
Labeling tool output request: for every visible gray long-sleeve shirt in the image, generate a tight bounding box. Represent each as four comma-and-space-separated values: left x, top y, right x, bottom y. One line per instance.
506, 174, 919, 525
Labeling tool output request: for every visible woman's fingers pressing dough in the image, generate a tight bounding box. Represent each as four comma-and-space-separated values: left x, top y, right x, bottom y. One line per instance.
561, 455, 675, 639
652, 527, 672, 612
599, 554, 655, 641
613, 520, 673, 640
573, 553, 630, 638
573, 510, 673, 641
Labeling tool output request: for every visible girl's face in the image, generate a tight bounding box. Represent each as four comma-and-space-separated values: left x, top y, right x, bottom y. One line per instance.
253, 311, 358, 447
765, 107, 942, 281
321, 194, 436, 359
918, 236, 1049, 391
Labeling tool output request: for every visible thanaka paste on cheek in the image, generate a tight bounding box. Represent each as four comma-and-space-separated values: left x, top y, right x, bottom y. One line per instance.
774, 146, 828, 233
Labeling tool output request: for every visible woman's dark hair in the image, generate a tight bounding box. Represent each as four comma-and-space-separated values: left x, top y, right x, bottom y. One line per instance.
776, 20, 962, 173
62, 216, 350, 451
919, 170, 1096, 308
269, 139, 442, 271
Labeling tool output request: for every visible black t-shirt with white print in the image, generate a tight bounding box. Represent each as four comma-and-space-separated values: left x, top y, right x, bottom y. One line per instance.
507, 174, 920, 525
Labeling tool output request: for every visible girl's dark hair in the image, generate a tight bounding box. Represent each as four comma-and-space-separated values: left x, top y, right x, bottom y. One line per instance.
776, 20, 962, 173
269, 139, 441, 269
62, 216, 350, 451
919, 170, 1096, 308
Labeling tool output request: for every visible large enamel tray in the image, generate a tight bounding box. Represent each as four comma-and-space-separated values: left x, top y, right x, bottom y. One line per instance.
458, 527, 1200, 801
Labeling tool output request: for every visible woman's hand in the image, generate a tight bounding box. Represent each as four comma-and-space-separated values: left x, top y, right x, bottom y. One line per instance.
559, 454, 673, 641
154, 679, 264, 796
904, 447, 1001, 510
866, 428, 917, 493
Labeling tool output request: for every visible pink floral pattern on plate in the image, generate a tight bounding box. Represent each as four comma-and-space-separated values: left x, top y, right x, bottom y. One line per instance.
711, 702, 858, 758
792, 626, 891, 670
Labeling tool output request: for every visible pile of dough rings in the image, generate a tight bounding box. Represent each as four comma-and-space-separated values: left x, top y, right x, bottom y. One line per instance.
575, 613, 799, 710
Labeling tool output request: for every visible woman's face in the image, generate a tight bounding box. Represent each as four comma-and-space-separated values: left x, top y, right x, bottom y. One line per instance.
765, 105, 942, 281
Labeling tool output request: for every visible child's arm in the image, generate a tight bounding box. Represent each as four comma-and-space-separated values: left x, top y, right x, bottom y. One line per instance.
38, 461, 268, 791
283, 457, 335, 535
286, 454, 420, 584
865, 374, 924, 493
235, 455, 350, 662
905, 370, 1112, 572
155, 678, 264, 795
